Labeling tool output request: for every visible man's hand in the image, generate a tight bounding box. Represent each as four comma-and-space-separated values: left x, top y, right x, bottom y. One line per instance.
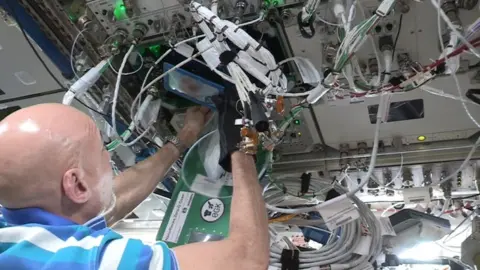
107, 106, 210, 226
178, 106, 211, 147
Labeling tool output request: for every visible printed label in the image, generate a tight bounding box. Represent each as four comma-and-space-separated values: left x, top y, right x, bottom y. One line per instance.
191, 174, 223, 197
201, 198, 225, 222
354, 223, 372, 255
379, 217, 397, 236
403, 187, 431, 204
162, 191, 195, 243
317, 198, 359, 230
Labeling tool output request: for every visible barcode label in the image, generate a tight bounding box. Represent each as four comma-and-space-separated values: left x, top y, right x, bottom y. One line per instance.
403, 187, 432, 204
317, 198, 360, 230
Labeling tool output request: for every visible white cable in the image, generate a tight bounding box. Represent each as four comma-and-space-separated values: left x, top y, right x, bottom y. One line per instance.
237, 13, 264, 27
357, 2, 382, 87
382, 49, 393, 85
124, 126, 151, 146
434, 0, 480, 187
430, 0, 480, 58
109, 51, 144, 75
267, 183, 382, 269
265, 92, 382, 215
422, 85, 480, 107
437, 198, 451, 217
70, 28, 89, 79
381, 202, 404, 217
384, 154, 403, 187
112, 44, 135, 137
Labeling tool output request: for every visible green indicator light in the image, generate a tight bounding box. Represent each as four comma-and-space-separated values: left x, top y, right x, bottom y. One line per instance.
294, 119, 301, 125
149, 45, 162, 57
113, 4, 128, 20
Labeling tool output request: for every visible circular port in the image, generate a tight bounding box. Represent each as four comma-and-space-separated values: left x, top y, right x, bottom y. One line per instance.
148, 19, 153, 25
375, 25, 382, 33
386, 23, 393, 32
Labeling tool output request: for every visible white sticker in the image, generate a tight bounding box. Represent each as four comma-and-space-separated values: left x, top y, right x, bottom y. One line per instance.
174, 43, 194, 58
293, 57, 319, 85
221, 173, 234, 186
358, 262, 374, 270
196, 38, 220, 69
403, 187, 432, 204
162, 191, 195, 243
354, 224, 372, 255
379, 217, 397, 236
201, 198, 225, 222
191, 174, 223, 197
317, 198, 359, 230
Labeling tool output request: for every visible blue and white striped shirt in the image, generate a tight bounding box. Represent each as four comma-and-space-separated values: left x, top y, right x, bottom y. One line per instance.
0, 207, 179, 270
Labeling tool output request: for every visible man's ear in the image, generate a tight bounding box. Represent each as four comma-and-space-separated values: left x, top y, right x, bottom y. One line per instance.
62, 168, 91, 204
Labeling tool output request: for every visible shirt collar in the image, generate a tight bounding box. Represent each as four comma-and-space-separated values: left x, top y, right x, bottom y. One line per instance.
1, 207, 107, 231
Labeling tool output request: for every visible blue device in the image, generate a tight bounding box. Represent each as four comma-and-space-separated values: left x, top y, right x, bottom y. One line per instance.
163, 63, 224, 109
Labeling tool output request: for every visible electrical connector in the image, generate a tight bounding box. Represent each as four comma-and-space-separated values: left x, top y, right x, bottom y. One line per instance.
376, 0, 396, 16
62, 59, 110, 105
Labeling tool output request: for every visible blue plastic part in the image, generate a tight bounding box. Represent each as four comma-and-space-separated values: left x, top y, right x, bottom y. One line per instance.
163, 62, 224, 109
0, 0, 74, 78
301, 226, 341, 245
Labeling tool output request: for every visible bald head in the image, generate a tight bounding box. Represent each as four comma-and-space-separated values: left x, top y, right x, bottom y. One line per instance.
0, 104, 114, 223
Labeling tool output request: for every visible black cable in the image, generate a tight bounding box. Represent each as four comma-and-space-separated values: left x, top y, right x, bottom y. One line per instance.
391, 14, 403, 62
466, 89, 480, 105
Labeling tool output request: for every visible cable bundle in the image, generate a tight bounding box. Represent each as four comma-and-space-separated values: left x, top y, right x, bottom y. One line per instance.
265, 177, 382, 270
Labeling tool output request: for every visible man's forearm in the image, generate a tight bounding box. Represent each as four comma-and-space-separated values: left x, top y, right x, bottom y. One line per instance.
106, 143, 180, 226
229, 152, 269, 267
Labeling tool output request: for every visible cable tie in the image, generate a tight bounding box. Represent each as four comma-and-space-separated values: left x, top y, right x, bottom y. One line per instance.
280, 249, 299, 270
209, 15, 218, 24
300, 173, 311, 194
255, 44, 262, 51
209, 36, 217, 43
219, 25, 228, 34
234, 27, 241, 33
219, 50, 238, 65
194, 5, 202, 11
193, 18, 203, 24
